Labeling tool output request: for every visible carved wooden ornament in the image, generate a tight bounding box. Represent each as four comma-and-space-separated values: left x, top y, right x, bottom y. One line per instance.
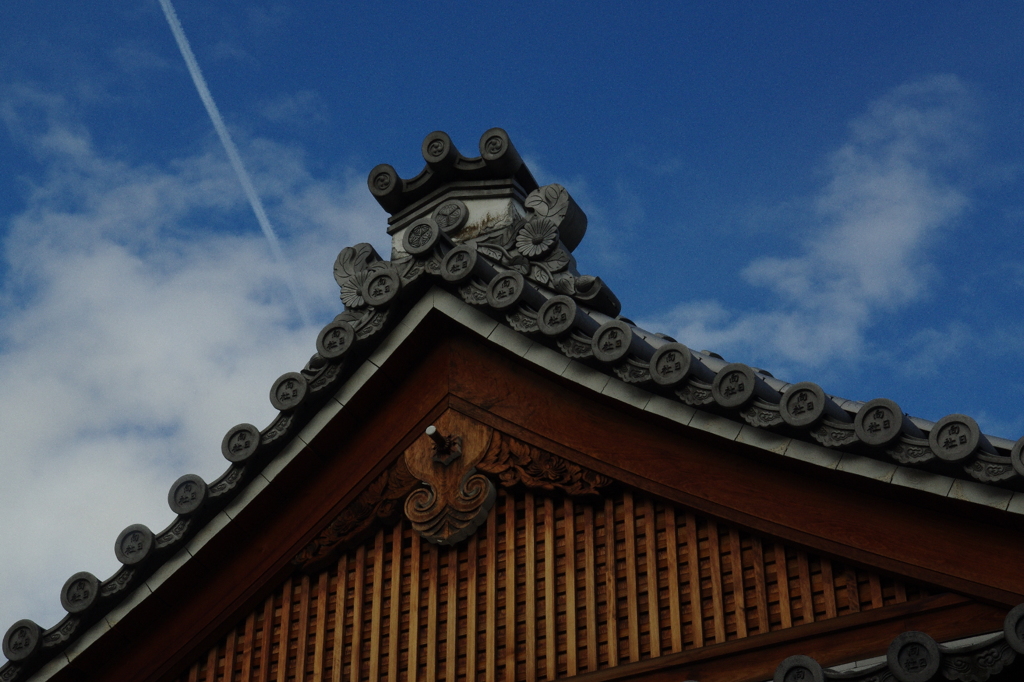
294, 411, 611, 568
403, 419, 496, 545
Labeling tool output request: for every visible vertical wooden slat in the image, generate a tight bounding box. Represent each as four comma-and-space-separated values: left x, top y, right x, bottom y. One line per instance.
583, 504, 598, 672
409, 534, 421, 682
796, 552, 814, 624
467, 533, 479, 682
622, 493, 641, 661
751, 538, 769, 634
350, 545, 366, 682
426, 544, 439, 682
604, 498, 619, 668
543, 497, 557, 680
486, 508, 498, 682
895, 581, 908, 604
820, 559, 837, 619
505, 491, 516, 679
564, 499, 578, 677
388, 525, 403, 682
205, 646, 219, 682
728, 529, 747, 638
774, 544, 793, 629
446, 547, 458, 682
240, 611, 256, 682
278, 577, 293, 682
504, 495, 517, 682
369, 531, 385, 682
706, 521, 726, 644
296, 575, 311, 681
844, 568, 860, 613
313, 571, 329, 682
869, 573, 884, 608
187, 662, 199, 682
684, 513, 703, 648
332, 555, 348, 682
663, 506, 683, 652
259, 592, 275, 682
643, 499, 661, 658
525, 493, 538, 682
224, 627, 238, 682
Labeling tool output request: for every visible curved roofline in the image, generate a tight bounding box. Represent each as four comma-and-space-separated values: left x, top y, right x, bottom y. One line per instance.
6, 131, 1024, 678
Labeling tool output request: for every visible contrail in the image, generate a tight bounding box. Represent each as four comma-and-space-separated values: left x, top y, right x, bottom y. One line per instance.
157, 0, 312, 326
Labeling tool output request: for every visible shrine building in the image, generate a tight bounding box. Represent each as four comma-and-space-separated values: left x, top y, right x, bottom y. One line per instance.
4, 129, 1024, 682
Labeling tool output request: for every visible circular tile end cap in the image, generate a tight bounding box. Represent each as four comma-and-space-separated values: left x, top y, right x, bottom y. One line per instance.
712, 363, 758, 409
536, 296, 577, 337
1011, 436, 1024, 478
3, 619, 41, 662
168, 473, 208, 515
479, 128, 511, 160
649, 342, 693, 387
773, 655, 823, 682
367, 164, 400, 199
222, 423, 260, 463
316, 320, 356, 360
360, 267, 401, 307
60, 571, 100, 614
422, 130, 455, 165
854, 398, 905, 447
1004, 603, 1024, 654
115, 524, 154, 565
432, 199, 469, 235
486, 271, 525, 310
402, 219, 441, 256
440, 244, 477, 282
887, 631, 940, 682
270, 372, 308, 411
928, 413, 980, 463
781, 382, 827, 428
592, 320, 634, 363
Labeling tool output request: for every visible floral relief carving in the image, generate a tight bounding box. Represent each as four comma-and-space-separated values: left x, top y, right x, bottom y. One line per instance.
477, 429, 613, 496
293, 459, 419, 570
294, 412, 612, 567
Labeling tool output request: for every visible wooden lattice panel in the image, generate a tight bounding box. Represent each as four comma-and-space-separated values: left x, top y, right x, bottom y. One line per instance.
174, 487, 931, 682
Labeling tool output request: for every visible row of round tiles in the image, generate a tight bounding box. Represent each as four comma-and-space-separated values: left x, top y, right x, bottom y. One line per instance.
772, 604, 1024, 682
1, 348, 338, 665
313, 256, 1024, 478
320, 228, 1024, 478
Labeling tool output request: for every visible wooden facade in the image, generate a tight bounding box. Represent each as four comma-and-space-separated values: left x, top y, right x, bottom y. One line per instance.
39, 327, 1021, 682
174, 484, 937, 682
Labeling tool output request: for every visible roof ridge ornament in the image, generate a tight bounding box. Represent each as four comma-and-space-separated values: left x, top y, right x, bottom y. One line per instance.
333, 130, 620, 320
368, 128, 537, 216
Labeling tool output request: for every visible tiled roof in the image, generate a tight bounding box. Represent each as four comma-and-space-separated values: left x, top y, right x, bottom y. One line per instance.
5, 129, 1024, 680
769, 611, 1024, 682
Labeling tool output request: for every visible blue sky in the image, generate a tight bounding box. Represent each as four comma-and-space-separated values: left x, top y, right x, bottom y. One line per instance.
1, 1, 1023, 653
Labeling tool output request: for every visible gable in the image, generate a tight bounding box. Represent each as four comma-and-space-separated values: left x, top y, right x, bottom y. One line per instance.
10, 321, 1023, 682
160, 408, 998, 682
169, 451, 944, 682
24, 323, 1024, 679
8, 130, 1024, 682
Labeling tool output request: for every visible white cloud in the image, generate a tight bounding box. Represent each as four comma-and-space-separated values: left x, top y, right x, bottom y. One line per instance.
0, 87, 389, 643
647, 75, 974, 372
